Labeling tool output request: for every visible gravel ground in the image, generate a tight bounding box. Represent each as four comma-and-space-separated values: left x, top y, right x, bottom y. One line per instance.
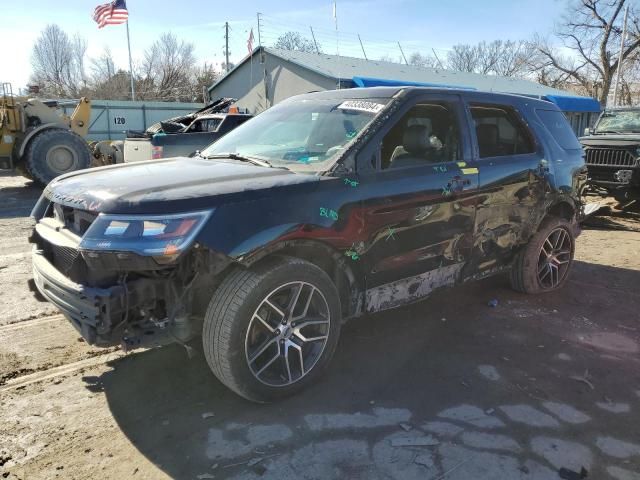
0, 173, 57, 325
1, 171, 639, 480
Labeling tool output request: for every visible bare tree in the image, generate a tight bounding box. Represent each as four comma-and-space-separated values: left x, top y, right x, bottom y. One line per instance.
378, 54, 403, 64
447, 44, 483, 73
95, 71, 134, 101
90, 48, 132, 100
30, 24, 87, 97
447, 40, 533, 77
534, 0, 640, 105
191, 62, 219, 102
71, 34, 88, 92
90, 47, 116, 81
140, 32, 196, 101
273, 31, 319, 53
409, 52, 438, 68
493, 41, 537, 77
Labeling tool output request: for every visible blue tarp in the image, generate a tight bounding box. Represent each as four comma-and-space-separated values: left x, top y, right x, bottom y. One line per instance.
352, 76, 600, 114
543, 94, 601, 113
352, 76, 476, 91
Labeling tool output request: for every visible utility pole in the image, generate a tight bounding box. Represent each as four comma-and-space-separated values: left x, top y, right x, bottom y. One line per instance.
256, 13, 262, 48
224, 22, 231, 73
358, 34, 368, 60
310, 27, 320, 54
398, 42, 408, 65
256, 12, 267, 109
612, 4, 629, 106
257, 12, 264, 64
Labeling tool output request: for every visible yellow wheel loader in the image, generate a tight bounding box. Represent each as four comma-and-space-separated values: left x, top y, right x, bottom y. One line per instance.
0, 83, 93, 185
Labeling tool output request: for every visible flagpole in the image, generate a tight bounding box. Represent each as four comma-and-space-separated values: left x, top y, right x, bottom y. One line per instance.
125, 20, 136, 101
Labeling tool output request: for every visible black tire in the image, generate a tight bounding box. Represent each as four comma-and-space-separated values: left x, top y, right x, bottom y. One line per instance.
24, 129, 92, 186
203, 256, 342, 402
510, 216, 576, 294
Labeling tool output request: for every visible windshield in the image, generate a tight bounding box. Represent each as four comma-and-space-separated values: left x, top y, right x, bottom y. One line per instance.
595, 110, 640, 133
201, 97, 390, 172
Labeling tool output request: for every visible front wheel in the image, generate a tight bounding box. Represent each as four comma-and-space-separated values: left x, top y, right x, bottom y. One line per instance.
202, 257, 342, 402
510, 217, 576, 294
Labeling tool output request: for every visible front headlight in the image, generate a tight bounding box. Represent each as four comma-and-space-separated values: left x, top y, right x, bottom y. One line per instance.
79, 210, 213, 263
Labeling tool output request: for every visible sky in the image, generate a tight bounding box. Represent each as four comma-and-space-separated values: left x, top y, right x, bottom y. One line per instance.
1, 0, 568, 91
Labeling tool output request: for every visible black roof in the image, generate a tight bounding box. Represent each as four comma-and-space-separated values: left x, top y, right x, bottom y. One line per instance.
286, 86, 558, 110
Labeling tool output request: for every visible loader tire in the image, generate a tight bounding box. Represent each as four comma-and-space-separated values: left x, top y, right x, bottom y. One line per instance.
25, 129, 92, 186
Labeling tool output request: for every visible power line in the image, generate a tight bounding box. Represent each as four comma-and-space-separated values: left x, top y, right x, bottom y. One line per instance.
257, 15, 454, 64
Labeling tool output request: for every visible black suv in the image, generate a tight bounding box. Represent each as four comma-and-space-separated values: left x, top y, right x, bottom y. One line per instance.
30, 87, 586, 402
580, 107, 640, 202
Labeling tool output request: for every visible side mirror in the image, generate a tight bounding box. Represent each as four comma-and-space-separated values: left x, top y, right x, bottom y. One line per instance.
583, 127, 592, 136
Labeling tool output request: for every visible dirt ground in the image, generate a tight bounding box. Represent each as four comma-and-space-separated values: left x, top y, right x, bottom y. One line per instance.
1, 171, 639, 480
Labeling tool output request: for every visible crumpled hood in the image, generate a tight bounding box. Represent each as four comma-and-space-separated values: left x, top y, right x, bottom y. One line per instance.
45, 157, 320, 214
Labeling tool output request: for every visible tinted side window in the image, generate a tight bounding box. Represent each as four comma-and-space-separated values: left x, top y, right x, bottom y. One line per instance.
381, 103, 460, 170
536, 109, 581, 149
470, 104, 535, 158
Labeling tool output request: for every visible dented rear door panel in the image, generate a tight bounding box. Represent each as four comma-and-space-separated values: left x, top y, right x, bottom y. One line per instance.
462, 95, 548, 279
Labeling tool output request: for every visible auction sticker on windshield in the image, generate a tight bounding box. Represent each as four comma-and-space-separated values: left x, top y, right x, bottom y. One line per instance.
337, 100, 385, 114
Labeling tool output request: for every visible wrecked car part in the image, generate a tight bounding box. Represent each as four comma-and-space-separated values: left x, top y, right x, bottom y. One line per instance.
130, 98, 239, 137
123, 98, 252, 162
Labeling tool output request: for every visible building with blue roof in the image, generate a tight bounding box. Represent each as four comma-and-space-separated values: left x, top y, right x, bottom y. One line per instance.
208, 47, 600, 134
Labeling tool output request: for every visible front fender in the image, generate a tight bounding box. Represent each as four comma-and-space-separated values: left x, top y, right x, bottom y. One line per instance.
226, 223, 300, 260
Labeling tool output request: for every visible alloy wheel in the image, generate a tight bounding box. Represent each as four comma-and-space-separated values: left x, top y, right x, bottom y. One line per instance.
537, 227, 572, 289
245, 281, 331, 387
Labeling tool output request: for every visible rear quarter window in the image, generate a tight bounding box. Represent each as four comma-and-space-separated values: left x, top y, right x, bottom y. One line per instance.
536, 110, 581, 150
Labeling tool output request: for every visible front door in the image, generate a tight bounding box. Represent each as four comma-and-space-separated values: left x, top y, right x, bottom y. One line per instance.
354, 94, 478, 313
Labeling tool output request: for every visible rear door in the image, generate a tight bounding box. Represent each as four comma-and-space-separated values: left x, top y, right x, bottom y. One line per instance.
463, 96, 547, 277
354, 94, 479, 312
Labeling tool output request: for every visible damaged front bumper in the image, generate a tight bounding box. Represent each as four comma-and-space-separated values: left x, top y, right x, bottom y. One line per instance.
31, 246, 167, 346
32, 246, 121, 345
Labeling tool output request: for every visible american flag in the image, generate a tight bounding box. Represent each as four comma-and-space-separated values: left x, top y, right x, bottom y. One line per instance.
93, 0, 129, 28
247, 28, 254, 55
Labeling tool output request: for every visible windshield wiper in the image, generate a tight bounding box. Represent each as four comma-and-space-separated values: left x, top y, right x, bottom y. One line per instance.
595, 130, 625, 134
204, 153, 273, 168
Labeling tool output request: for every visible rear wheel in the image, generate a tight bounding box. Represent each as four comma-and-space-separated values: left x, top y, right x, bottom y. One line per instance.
24, 129, 92, 185
202, 257, 342, 402
510, 217, 575, 294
